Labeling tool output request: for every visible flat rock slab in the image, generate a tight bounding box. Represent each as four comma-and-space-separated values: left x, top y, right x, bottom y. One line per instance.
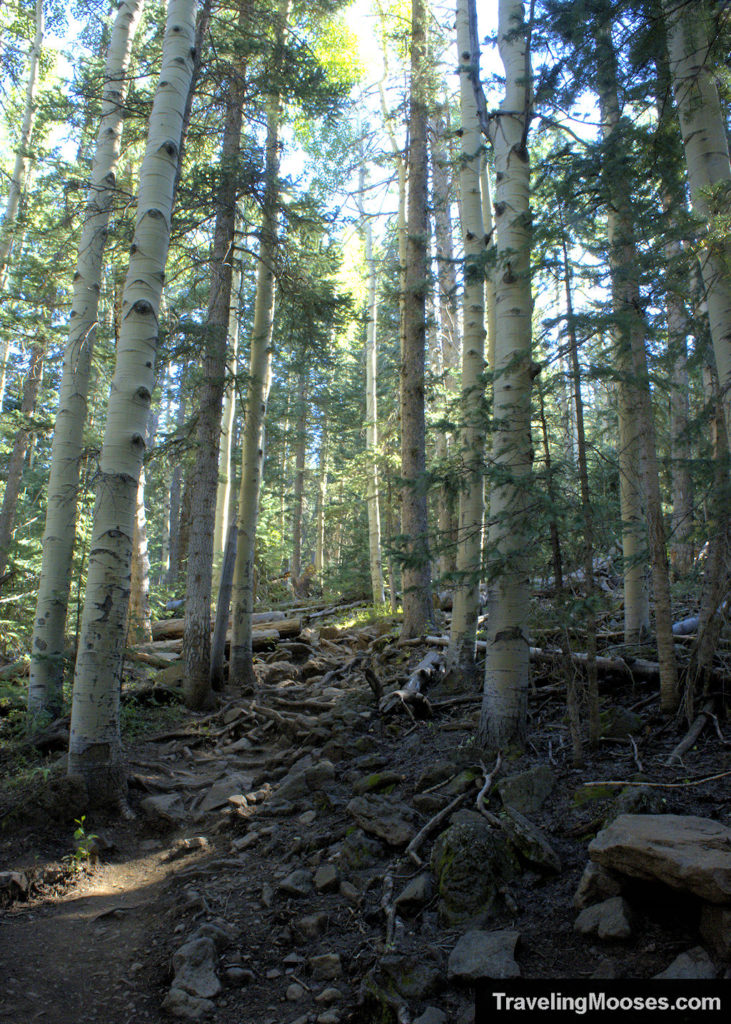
196, 773, 253, 814
654, 947, 717, 980
589, 814, 731, 904
346, 794, 416, 846
172, 937, 221, 999
140, 792, 187, 824
500, 806, 561, 873
448, 930, 521, 981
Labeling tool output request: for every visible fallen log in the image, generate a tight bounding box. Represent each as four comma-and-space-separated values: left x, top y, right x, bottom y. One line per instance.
379, 650, 443, 717
152, 616, 301, 641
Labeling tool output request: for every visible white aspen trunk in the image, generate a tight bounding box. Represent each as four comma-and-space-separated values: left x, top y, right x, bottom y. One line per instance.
291, 371, 308, 583
357, 164, 385, 605
400, 0, 433, 639
662, 0, 731, 455
183, 11, 247, 709
128, 467, 152, 644
229, 0, 289, 690
479, 0, 533, 750
479, 157, 497, 373
212, 222, 242, 588
598, 19, 678, 710
68, 0, 197, 805
447, 0, 486, 682
314, 417, 328, 575
29, 0, 145, 719
0, 0, 44, 408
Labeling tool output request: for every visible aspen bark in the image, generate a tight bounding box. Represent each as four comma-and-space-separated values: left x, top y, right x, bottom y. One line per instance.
0, 0, 44, 409
0, 341, 44, 579
314, 417, 328, 575
68, 0, 197, 805
357, 164, 385, 605
128, 468, 153, 644
400, 0, 433, 639
29, 0, 145, 718
447, 0, 486, 681
229, 0, 289, 690
290, 371, 308, 583
183, 6, 247, 710
479, 0, 533, 750
662, 0, 731, 455
597, 18, 678, 711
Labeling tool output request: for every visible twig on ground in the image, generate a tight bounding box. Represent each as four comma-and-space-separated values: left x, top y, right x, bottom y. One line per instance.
475, 752, 503, 815
629, 736, 643, 773
405, 792, 469, 868
578, 770, 731, 790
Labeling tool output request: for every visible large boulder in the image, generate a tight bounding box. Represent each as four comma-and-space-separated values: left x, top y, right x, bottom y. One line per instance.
589, 814, 731, 905
431, 819, 517, 925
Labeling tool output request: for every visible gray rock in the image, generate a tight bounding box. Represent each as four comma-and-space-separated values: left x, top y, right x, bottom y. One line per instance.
574, 897, 633, 940
295, 912, 329, 938
0, 871, 28, 902
499, 806, 561, 873
316, 1011, 341, 1024
352, 770, 403, 795
376, 953, 441, 998
339, 880, 361, 904
415, 761, 457, 793
196, 774, 253, 815
189, 919, 237, 952
602, 786, 666, 827
497, 766, 556, 814
172, 937, 221, 999
162, 987, 214, 1020
223, 966, 253, 986
654, 947, 717, 979
346, 794, 416, 846
279, 869, 313, 897
140, 792, 187, 823
700, 904, 731, 959
315, 987, 342, 1004
309, 953, 342, 980
600, 707, 644, 738
286, 983, 306, 1001
574, 862, 623, 910
395, 873, 434, 915
163, 837, 211, 863
314, 863, 339, 893
415, 1009, 448, 1024
431, 819, 517, 925
277, 760, 336, 802
448, 929, 521, 981
589, 814, 731, 904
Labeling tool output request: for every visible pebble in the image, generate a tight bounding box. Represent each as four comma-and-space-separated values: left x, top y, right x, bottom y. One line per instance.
309, 953, 342, 981
314, 864, 339, 893
286, 983, 306, 1001
315, 987, 342, 1004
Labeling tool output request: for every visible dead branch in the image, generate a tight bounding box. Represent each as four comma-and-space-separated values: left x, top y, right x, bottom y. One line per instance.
405, 792, 469, 868
666, 699, 714, 765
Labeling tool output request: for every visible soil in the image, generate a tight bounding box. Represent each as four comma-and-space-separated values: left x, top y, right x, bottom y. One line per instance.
1, 616, 729, 1024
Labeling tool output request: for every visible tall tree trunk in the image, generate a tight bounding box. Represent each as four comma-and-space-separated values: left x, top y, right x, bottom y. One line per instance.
128, 467, 152, 644
662, 0, 731, 455
358, 164, 385, 605
314, 416, 328, 575
0, 0, 44, 409
165, 368, 187, 587
29, 0, 145, 719
229, 0, 289, 691
0, 340, 44, 578
447, 0, 486, 683
597, 19, 678, 711
400, 0, 433, 639
290, 371, 308, 583
667, 255, 694, 576
183, 5, 247, 710
478, 0, 533, 750
67, 0, 197, 807
212, 222, 242, 591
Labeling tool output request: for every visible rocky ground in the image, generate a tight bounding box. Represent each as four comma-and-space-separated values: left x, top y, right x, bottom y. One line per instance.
0, 612, 730, 1024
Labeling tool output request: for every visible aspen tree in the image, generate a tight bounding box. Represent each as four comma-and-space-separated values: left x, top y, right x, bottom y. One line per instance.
183, 0, 248, 709
314, 418, 328, 574
447, 0, 486, 682
0, 0, 44, 408
356, 162, 385, 605
596, 15, 678, 711
400, 0, 433, 638
478, 0, 534, 749
67, 0, 197, 804
662, 0, 731, 455
229, 0, 289, 691
29, 0, 145, 717
290, 371, 308, 583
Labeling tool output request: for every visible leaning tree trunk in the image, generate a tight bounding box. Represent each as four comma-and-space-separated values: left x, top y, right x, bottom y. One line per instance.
67, 0, 197, 807
229, 0, 288, 690
29, 0, 145, 719
447, 0, 486, 684
0, 0, 44, 409
183, 6, 247, 710
597, 18, 678, 712
400, 0, 433, 639
0, 340, 45, 579
478, 0, 534, 750
662, 0, 731, 456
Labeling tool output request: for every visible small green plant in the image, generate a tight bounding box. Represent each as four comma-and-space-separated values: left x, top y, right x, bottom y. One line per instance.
64, 815, 98, 871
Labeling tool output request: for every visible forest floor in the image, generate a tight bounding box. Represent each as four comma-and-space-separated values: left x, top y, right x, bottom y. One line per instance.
0, 605, 729, 1024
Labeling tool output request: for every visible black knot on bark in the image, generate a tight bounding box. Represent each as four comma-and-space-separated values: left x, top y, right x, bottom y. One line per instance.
136, 387, 152, 403
494, 202, 506, 217
161, 141, 177, 157
131, 433, 146, 449
131, 299, 154, 316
